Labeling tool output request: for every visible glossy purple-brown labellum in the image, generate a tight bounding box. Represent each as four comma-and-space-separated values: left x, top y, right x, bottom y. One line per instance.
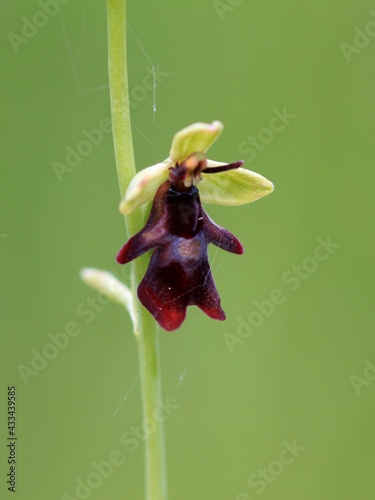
117, 164, 244, 331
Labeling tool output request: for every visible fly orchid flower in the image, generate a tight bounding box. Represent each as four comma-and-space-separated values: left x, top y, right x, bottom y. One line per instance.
116, 122, 274, 331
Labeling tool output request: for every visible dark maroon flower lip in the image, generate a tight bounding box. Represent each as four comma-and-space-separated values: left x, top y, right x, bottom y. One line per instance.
117, 160, 244, 331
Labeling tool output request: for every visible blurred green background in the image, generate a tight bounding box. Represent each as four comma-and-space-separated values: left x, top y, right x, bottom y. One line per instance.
1, 1, 375, 499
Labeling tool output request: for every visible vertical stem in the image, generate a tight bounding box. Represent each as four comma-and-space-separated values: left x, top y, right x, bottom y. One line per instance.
106, 1, 168, 499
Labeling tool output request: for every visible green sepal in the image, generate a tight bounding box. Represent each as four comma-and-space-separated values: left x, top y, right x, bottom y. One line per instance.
169, 121, 223, 164
199, 160, 274, 206
119, 160, 170, 215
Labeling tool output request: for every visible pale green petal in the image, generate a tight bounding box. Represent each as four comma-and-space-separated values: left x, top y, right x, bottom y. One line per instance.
169, 121, 223, 164
80, 268, 137, 327
119, 160, 170, 215
199, 160, 274, 205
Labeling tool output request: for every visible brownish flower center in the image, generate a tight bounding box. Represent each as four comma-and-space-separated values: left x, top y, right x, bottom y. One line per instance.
169, 152, 207, 190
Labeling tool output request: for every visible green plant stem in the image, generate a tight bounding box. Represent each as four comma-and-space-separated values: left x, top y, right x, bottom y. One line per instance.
106, 1, 167, 499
